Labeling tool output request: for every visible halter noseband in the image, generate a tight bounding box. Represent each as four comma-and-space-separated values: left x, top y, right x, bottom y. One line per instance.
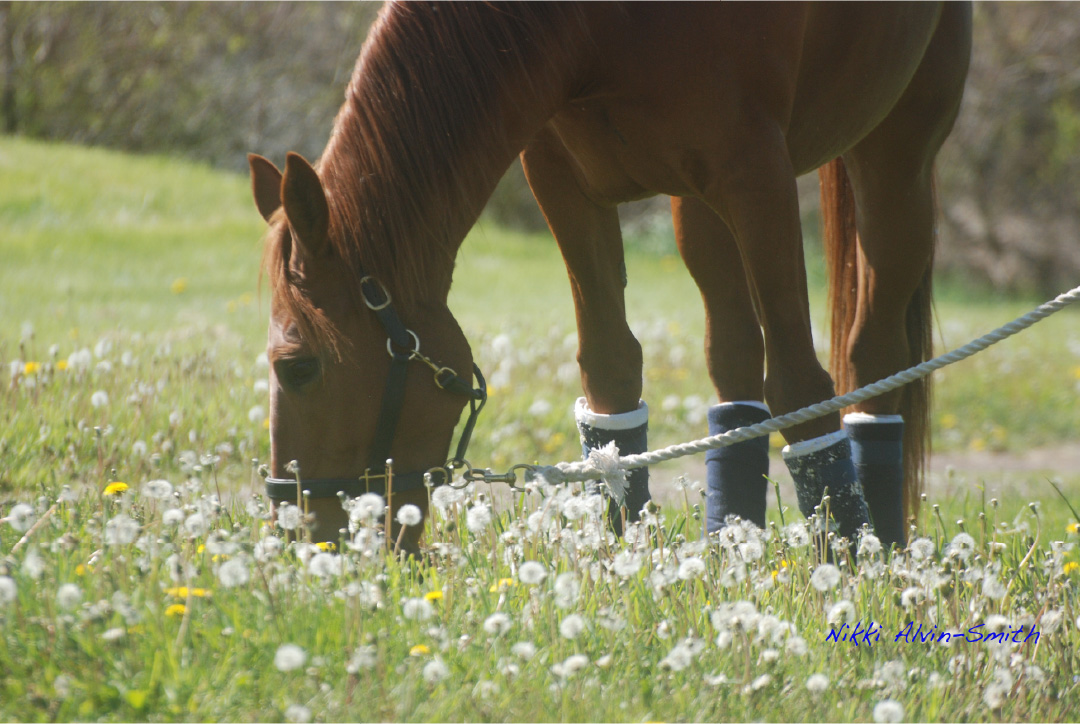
264, 274, 487, 500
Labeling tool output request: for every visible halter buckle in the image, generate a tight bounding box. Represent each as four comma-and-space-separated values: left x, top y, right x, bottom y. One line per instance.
360, 276, 392, 311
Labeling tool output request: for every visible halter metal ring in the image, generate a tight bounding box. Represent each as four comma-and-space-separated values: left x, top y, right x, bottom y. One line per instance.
360, 275, 392, 311
386, 329, 420, 359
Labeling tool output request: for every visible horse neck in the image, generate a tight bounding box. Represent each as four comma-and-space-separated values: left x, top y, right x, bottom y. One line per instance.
319, 3, 590, 311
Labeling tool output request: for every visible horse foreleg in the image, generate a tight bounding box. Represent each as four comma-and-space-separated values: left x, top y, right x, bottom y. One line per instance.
520, 131, 649, 529
672, 196, 771, 530
704, 134, 868, 540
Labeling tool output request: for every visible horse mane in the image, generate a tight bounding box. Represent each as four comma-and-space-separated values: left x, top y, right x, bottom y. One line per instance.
265, 1, 591, 347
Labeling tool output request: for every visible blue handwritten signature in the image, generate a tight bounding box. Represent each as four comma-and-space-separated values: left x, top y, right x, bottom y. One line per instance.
825, 620, 1040, 648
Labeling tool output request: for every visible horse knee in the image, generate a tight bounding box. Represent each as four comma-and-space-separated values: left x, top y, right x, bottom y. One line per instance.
577, 335, 643, 414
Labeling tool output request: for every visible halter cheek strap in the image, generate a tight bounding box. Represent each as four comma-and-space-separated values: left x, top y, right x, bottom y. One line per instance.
264, 275, 487, 500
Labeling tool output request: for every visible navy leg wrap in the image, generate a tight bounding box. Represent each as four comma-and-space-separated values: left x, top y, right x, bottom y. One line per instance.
783, 431, 870, 540
846, 413, 906, 549
705, 402, 771, 531
575, 399, 650, 534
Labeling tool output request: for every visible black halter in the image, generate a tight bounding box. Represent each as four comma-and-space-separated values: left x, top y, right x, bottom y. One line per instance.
264, 275, 487, 500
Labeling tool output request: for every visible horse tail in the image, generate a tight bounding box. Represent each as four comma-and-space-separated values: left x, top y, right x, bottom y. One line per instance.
819, 157, 931, 521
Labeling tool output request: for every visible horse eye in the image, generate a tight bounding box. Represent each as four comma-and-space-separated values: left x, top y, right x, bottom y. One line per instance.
279, 357, 321, 390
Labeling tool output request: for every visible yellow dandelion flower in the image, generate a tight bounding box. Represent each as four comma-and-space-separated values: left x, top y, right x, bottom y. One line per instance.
424, 590, 443, 601
75, 564, 88, 576
197, 544, 206, 554
941, 413, 958, 429
103, 482, 129, 496
409, 644, 431, 656
316, 541, 337, 552
171, 277, 188, 294
1067, 522, 1080, 536
1072, 366, 1080, 381
56, 360, 68, 371
489, 577, 516, 593
164, 603, 187, 617
164, 586, 211, 598
969, 437, 987, 452
1063, 561, 1079, 575
23, 361, 40, 375
264, 417, 270, 430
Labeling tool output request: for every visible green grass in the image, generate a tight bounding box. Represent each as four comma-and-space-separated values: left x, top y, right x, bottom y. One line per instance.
2, 135, 1080, 721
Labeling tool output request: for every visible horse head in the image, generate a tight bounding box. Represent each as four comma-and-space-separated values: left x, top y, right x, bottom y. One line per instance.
248, 152, 478, 552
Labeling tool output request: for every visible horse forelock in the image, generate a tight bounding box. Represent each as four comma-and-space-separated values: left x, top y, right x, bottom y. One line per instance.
261, 212, 346, 360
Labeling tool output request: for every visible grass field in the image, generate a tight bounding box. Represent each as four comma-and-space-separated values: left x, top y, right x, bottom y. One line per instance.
2, 136, 1079, 721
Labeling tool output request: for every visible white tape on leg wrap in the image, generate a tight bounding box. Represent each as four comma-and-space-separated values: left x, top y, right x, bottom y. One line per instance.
714, 400, 771, 414
781, 429, 849, 460
843, 412, 904, 425
574, 397, 649, 431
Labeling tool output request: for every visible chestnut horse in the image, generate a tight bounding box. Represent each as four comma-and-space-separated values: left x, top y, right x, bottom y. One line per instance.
249, 2, 971, 551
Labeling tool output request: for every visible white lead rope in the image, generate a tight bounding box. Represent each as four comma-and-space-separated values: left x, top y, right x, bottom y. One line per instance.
531, 283, 1080, 496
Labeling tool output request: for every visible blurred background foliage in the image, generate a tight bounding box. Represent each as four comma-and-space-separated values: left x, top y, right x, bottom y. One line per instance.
1, 1, 1078, 293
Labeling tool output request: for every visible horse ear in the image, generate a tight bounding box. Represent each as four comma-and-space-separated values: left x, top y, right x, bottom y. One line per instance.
248, 153, 283, 222
282, 152, 331, 261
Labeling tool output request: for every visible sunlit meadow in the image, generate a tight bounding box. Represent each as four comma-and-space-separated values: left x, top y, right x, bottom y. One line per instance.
3, 137, 1080, 721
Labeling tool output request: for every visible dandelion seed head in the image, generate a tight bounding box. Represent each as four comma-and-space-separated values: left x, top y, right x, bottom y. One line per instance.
346, 645, 377, 674
423, 656, 450, 684
431, 485, 462, 512
101, 627, 126, 642
142, 479, 173, 500
827, 600, 857, 626
858, 533, 883, 557
483, 612, 513, 637
678, 556, 707, 580
91, 390, 109, 408
947, 531, 976, 561
559, 613, 587, 640
276, 504, 301, 531
0, 576, 17, 606
57, 583, 82, 611
519, 560, 547, 585
901, 587, 924, 609
284, 704, 311, 723
612, 551, 643, 578
786, 635, 808, 656
553, 572, 580, 609
810, 563, 842, 591
349, 493, 386, 523
162, 507, 185, 526
750, 673, 772, 692
785, 521, 810, 548
217, 558, 250, 588
308, 552, 340, 578
873, 699, 905, 723
274, 643, 307, 672
466, 503, 493, 533
402, 597, 435, 621
5, 503, 35, 533
909, 537, 935, 561
552, 653, 589, 679
982, 576, 1007, 600
396, 504, 423, 527
511, 641, 536, 660
104, 513, 140, 546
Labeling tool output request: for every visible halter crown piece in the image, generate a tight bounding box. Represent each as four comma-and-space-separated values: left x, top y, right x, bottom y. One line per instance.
264, 274, 487, 500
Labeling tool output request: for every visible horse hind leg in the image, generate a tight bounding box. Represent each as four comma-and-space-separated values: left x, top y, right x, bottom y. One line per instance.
672, 196, 772, 531
700, 130, 869, 541
833, 2, 971, 548
520, 130, 650, 532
